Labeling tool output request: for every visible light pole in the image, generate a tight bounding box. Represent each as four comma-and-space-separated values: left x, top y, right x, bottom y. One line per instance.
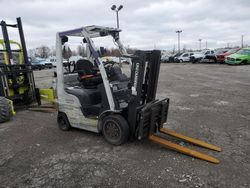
111, 5, 123, 29
241, 35, 244, 48
176, 30, 182, 53
198, 39, 202, 51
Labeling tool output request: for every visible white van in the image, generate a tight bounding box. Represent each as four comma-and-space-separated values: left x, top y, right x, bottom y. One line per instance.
47, 56, 57, 67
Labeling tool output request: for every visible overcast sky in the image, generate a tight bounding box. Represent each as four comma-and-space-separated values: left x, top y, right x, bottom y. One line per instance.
1, 0, 250, 51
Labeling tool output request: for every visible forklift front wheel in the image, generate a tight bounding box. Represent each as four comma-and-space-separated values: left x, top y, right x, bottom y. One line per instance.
0, 97, 13, 123
102, 114, 129, 146
57, 112, 71, 131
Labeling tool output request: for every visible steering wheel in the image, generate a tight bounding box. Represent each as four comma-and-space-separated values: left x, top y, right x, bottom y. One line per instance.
103, 60, 116, 68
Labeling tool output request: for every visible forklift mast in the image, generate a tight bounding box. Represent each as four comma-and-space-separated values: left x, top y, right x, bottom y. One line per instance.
131, 50, 161, 103
0, 17, 39, 105
0, 17, 30, 65
127, 50, 169, 139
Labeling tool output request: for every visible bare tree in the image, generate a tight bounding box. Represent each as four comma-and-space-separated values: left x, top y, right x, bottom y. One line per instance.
77, 45, 86, 56
126, 47, 137, 54
63, 45, 72, 60
35, 46, 50, 58
110, 48, 121, 56
28, 48, 36, 58
50, 48, 56, 56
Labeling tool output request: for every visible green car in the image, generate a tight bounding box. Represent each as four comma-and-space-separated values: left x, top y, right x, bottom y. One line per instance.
226, 48, 250, 65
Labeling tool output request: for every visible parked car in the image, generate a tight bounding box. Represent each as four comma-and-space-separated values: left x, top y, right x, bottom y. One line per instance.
47, 56, 57, 67
31, 58, 46, 70
44, 61, 53, 69
202, 49, 229, 63
169, 52, 182, 62
190, 52, 204, 63
216, 48, 241, 63
31, 58, 52, 70
177, 52, 194, 62
161, 55, 170, 63
225, 48, 250, 65
190, 50, 215, 63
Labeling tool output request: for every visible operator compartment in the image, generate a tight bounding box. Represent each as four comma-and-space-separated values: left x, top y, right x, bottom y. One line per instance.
63, 58, 130, 116
63, 63, 103, 117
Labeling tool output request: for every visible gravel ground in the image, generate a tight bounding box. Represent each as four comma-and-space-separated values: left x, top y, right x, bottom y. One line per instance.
0, 63, 250, 188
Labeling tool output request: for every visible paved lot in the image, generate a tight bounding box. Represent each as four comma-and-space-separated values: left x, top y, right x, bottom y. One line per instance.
0, 63, 250, 187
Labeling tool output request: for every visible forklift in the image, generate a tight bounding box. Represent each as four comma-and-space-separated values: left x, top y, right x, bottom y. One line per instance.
0, 17, 55, 123
56, 26, 221, 164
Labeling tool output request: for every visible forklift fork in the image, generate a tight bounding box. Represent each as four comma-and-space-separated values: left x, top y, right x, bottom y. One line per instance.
149, 128, 221, 164
137, 98, 221, 164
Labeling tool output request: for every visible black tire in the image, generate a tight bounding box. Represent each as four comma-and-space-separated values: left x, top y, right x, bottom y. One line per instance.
102, 114, 129, 145
0, 97, 12, 123
241, 60, 248, 65
57, 112, 71, 131
191, 58, 197, 64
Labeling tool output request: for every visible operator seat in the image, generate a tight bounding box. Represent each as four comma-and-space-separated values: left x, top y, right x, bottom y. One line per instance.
76, 59, 103, 88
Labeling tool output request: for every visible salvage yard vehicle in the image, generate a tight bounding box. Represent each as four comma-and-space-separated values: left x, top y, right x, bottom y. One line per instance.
30, 57, 53, 70
168, 52, 182, 63
176, 52, 194, 62
161, 55, 169, 63
31, 57, 46, 70
225, 48, 250, 65
202, 48, 229, 63
190, 50, 214, 63
161, 51, 170, 63
216, 47, 241, 63
56, 25, 221, 163
47, 56, 58, 68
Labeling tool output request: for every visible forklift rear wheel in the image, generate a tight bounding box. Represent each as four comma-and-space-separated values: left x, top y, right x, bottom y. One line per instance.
102, 114, 129, 146
57, 112, 71, 131
0, 97, 12, 123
